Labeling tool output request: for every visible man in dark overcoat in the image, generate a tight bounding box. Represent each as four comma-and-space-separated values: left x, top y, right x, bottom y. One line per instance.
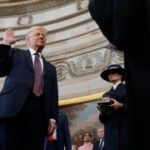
97, 64, 128, 150
88, 0, 150, 149
0, 27, 58, 150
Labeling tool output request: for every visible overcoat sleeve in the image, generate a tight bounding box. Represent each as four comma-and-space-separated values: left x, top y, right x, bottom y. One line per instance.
88, 0, 140, 50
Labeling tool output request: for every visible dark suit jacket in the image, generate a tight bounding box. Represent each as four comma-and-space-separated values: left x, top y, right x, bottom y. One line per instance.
99, 83, 128, 150
0, 44, 58, 149
57, 112, 71, 150
47, 112, 72, 150
93, 140, 104, 150
89, 1, 150, 149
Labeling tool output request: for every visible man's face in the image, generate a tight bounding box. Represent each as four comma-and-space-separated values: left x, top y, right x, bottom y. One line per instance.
108, 73, 122, 82
27, 28, 46, 52
97, 128, 104, 139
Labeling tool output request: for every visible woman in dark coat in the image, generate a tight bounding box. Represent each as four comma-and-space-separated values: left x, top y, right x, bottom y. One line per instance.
98, 64, 128, 150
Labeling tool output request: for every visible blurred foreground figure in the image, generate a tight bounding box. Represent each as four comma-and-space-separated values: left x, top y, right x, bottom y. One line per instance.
89, 0, 150, 149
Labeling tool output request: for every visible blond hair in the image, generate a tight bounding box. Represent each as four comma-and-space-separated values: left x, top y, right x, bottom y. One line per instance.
26, 26, 47, 41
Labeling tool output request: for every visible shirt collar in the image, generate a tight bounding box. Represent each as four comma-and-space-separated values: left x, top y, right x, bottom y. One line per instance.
113, 81, 121, 90
29, 48, 42, 58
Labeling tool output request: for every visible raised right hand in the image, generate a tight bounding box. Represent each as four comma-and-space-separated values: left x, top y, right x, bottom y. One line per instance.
3, 28, 19, 45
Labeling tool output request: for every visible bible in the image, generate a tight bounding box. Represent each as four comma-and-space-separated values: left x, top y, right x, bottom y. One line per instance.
98, 97, 114, 111
98, 97, 114, 105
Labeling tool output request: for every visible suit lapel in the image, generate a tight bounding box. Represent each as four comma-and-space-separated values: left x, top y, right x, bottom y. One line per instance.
25, 50, 34, 72
25, 50, 48, 76
42, 56, 48, 78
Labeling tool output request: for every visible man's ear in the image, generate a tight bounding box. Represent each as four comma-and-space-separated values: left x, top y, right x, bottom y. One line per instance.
26, 38, 30, 46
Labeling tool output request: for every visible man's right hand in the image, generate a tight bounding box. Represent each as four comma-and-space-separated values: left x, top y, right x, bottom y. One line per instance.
3, 28, 19, 45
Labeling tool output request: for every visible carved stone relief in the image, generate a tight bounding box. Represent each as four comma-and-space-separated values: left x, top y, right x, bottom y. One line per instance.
111, 51, 124, 64
53, 48, 124, 81
54, 62, 68, 81
105, 45, 124, 64
68, 48, 111, 77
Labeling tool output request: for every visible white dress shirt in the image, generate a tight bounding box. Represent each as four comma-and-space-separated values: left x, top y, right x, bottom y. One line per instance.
112, 81, 121, 90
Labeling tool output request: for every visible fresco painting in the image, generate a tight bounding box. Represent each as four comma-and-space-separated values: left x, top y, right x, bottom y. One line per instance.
60, 100, 104, 146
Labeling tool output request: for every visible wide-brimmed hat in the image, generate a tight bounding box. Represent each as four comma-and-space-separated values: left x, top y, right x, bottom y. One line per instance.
100, 64, 125, 82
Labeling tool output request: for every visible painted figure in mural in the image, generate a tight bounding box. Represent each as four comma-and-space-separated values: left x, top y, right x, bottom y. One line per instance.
47, 112, 72, 150
72, 135, 82, 147
78, 132, 93, 150
97, 64, 128, 150
72, 144, 78, 150
93, 127, 104, 150
88, 0, 150, 149
0, 27, 58, 150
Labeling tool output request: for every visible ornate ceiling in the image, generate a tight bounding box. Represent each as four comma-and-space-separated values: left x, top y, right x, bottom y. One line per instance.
0, 0, 75, 16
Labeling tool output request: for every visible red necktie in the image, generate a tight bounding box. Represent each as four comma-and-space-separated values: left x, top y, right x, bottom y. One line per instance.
33, 52, 43, 97
48, 134, 54, 141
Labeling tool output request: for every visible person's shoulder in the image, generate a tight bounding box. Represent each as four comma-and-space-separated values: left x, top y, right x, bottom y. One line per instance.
118, 82, 126, 89
44, 60, 56, 70
49, 63, 56, 70
103, 87, 113, 96
59, 112, 64, 116
120, 82, 125, 86
12, 48, 27, 55
58, 112, 67, 119
46, 61, 55, 67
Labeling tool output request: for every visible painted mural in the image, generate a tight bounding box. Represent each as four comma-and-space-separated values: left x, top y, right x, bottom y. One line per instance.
60, 100, 104, 146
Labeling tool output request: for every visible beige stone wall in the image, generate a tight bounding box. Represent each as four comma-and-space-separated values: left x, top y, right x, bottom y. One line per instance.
0, 0, 74, 15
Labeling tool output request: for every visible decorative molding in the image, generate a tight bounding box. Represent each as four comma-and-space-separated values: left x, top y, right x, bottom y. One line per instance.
77, 0, 89, 10
0, 0, 42, 7
0, 0, 75, 16
17, 15, 33, 25
59, 91, 105, 107
111, 50, 124, 64
0, 4, 88, 30
55, 62, 68, 81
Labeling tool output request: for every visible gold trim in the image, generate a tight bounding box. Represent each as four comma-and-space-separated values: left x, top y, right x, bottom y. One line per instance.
59, 92, 105, 107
